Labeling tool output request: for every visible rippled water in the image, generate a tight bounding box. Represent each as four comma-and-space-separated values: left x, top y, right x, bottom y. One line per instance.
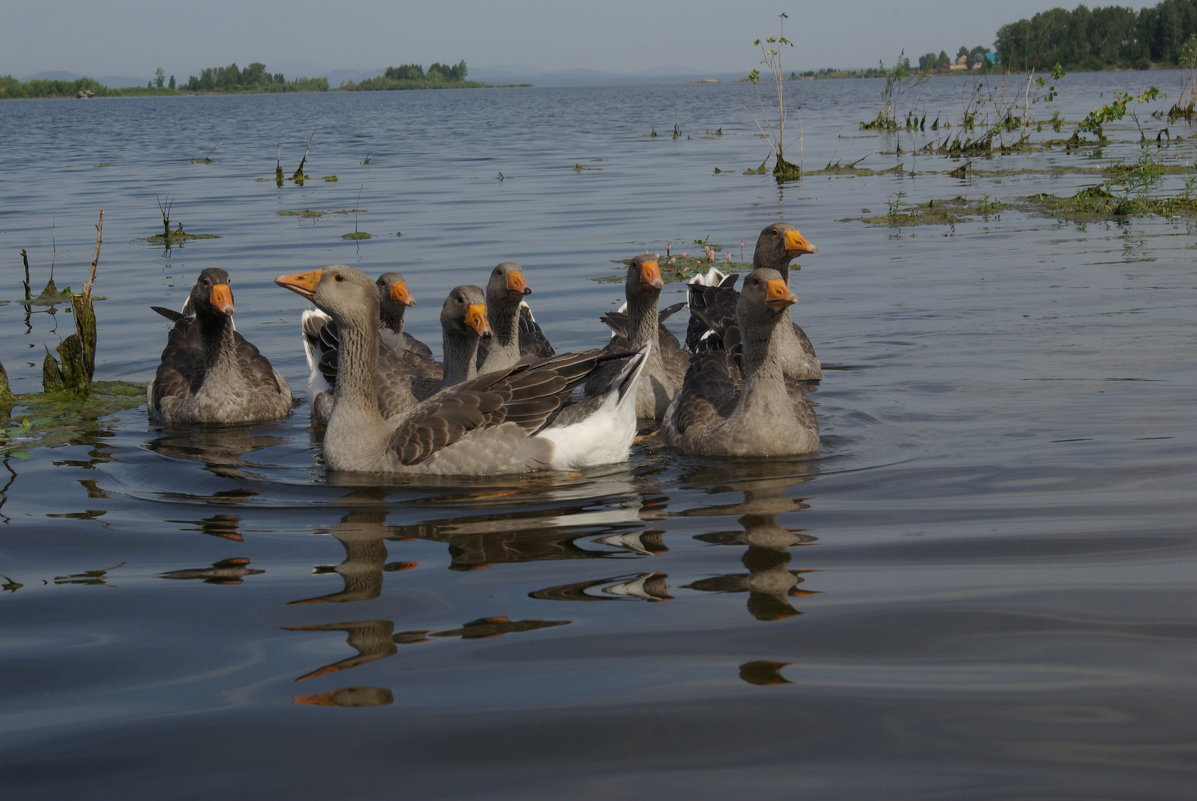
2, 73, 1196, 799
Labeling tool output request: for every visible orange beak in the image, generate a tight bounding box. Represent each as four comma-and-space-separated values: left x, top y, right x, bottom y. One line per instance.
275, 269, 324, 301
389, 281, 416, 307
506, 270, 531, 296
785, 228, 818, 257
766, 278, 798, 307
465, 303, 492, 337
639, 259, 664, 290
209, 283, 234, 315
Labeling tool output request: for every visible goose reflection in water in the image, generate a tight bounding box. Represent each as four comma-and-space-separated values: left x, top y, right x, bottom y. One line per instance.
286, 477, 659, 606
289, 497, 417, 605
147, 424, 289, 481
680, 463, 819, 621
165, 512, 245, 541
284, 616, 569, 684
293, 686, 394, 708
529, 570, 673, 603
388, 474, 662, 570
160, 557, 264, 584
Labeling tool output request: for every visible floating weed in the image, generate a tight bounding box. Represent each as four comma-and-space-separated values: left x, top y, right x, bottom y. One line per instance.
146, 195, 217, 247
93, 163, 115, 168
594, 241, 751, 283
322, 175, 338, 182
143, 227, 219, 246
0, 382, 145, 459
852, 195, 1008, 227
341, 231, 372, 240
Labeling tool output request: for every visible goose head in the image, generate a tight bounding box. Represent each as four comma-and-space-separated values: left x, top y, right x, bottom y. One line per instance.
376, 271, 416, 308
375, 271, 416, 332
276, 265, 379, 330
752, 223, 817, 278
738, 267, 798, 327
441, 284, 491, 341
188, 267, 235, 317
486, 262, 532, 308
626, 254, 664, 300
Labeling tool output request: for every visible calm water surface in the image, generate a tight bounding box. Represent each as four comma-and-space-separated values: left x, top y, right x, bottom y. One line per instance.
1, 73, 1195, 800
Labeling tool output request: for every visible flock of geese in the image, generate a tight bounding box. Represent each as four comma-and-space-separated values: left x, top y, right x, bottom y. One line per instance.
146, 222, 823, 476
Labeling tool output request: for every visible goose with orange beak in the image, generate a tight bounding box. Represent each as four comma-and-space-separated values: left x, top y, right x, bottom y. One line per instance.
301, 271, 439, 426
585, 254, 689, 425
477, 261, 555, 373
662, 267, 820, 457
276, 265, 647, 476
686, 222, 822, 381
147, 267, 292, 425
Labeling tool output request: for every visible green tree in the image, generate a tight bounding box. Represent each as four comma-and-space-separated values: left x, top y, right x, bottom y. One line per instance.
154, 67, 165, 88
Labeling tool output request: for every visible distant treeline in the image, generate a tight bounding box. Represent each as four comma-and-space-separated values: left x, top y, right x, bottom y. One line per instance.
0, 59, 485, 99
341, 60, 486, 90
996, 0, 1197, 71
802, 0, 1197, 79
0, 75, 170, 99
184, 62, 328, 93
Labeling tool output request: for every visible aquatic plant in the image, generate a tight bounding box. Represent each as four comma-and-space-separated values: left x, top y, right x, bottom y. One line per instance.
1170, 34, 1197, 121
341, 186, 370, 240
860, 52, 926, 132
1075, 87, 1160, 143
747, 12, 801, 181
41, 211, 102, 396
592, 239, 751, 284
292, 134, 314, 184
144, 197, 218, 247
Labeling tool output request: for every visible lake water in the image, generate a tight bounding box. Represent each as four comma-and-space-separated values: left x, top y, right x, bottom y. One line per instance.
2, 71, 1195, 799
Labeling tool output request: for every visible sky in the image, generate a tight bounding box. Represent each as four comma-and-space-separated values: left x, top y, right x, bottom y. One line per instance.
2, 0, 1160, 81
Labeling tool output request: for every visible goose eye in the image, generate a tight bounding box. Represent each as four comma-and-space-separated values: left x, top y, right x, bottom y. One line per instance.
334, 273, 344, 282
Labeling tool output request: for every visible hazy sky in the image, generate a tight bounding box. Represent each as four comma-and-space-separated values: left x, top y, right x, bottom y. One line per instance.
4, 0, 1158, 80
